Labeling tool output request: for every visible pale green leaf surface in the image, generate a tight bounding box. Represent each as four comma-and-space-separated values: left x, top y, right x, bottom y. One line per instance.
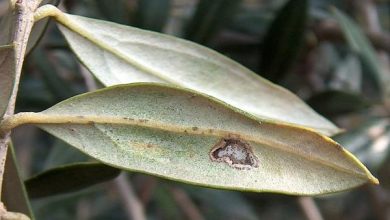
0, 45, 15, 117
56, 13, 339, 136
33, 83, 376, 195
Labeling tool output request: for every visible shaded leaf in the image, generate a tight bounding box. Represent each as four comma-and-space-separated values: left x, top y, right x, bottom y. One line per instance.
259, 0, 308, 82
25, 162, 121, 199
55, 12, 339, 136
229, 7, 269, 36
2, 143, 34, 218
332, 7, 389, 98
307, 90, 369, 117
31, 48, 76, 101
184, 0, 240, 44
134, 0, 171, 32
95, 0, 130, 25
0, 45, 15, 117
19, 83, 377, 195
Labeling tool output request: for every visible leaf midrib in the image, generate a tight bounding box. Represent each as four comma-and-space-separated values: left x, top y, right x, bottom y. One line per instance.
30, 113, 367, 179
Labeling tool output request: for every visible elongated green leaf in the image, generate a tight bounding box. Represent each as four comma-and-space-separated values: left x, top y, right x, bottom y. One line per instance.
332, 8, 389, 98
259, 0, 307, 82
134, 0, 171, 32
55, 12, 339, 136
2, 143, 34, 218
0, 45, 15, 117
95, 0, 129, 25
32, 48, 76, 101
184, 0, 240, 44
25, 162, 121, 199
23, 83, 377, 195
307, 90, 369, 117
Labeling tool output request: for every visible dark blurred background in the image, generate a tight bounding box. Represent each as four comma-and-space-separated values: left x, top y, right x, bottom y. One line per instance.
1, 0, 389, 219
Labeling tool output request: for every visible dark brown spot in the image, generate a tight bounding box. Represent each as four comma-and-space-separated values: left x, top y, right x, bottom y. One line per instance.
210, 138, 259, 170
192, 127, 198, 131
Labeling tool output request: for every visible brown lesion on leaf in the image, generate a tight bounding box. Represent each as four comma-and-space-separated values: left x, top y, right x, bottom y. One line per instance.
210, 138, 259, 170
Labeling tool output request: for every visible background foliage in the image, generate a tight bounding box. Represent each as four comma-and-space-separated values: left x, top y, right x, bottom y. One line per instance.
1, 0, 389, 219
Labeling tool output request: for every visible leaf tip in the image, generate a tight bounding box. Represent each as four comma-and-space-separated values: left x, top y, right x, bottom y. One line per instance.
369, 175, 379, 185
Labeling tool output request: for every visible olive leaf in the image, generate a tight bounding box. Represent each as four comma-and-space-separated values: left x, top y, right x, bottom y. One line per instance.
6, 83, 377, 195
259, 0, 307, 82
134, 0, 171, 32
52, 11, 339, 136
184, 0, 240, 44
2, 143, 34, 218
25, 162, 121, 199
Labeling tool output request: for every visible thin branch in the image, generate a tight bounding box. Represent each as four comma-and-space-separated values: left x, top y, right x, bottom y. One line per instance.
113, 173, 146, 220
0, 0, 40, 199
297, 197, 324, 220
138, 176, 158, 205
